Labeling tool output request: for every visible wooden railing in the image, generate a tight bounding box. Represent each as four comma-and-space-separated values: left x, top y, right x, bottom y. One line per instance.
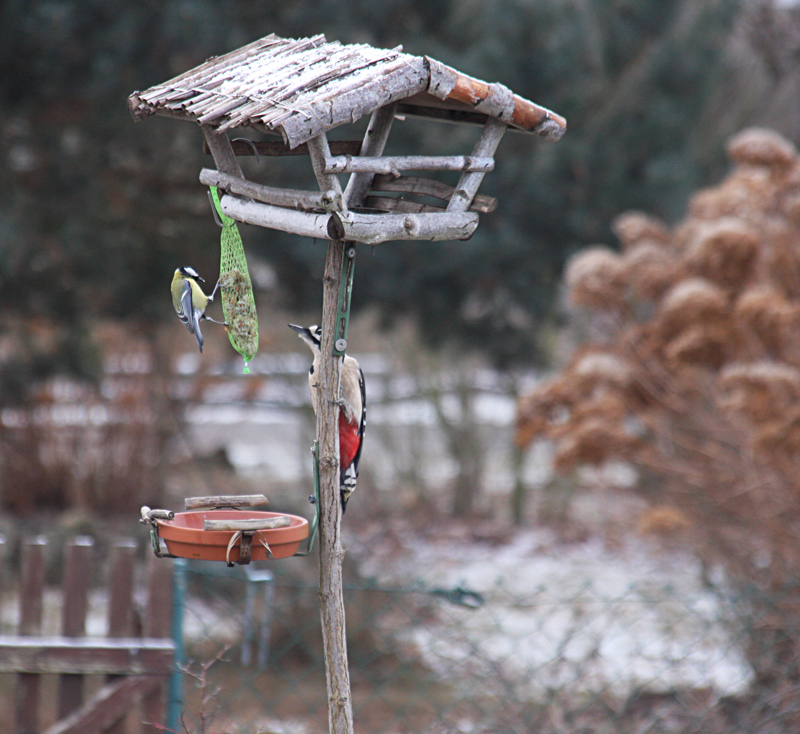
0, 536, 175, 734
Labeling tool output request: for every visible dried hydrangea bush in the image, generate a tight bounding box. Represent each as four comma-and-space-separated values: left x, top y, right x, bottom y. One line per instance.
517, 128, 800, 588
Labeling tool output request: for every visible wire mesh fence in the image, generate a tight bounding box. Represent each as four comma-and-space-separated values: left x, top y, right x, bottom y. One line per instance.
171, 556, 800, 734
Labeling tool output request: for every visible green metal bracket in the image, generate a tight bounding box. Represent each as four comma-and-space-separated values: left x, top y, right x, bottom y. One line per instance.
294, 441, 321, 556
333, 244, 357, 357
148, 523, 177, 559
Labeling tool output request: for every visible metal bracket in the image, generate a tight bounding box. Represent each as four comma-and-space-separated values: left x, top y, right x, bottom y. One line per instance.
140, 506, 178, 559
226, 530, 264, 567
294, 441, 321, 556
333, 244, 357, 356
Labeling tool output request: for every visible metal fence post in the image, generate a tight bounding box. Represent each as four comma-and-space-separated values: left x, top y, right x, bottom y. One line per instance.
168, 557, 187, 731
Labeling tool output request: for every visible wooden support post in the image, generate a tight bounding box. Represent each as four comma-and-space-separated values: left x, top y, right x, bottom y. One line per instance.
344, 103, 397, 208
447, 117, 507, 213
317, 238, 354, 734
307, 134, 349, 217
201, 125, 244, 179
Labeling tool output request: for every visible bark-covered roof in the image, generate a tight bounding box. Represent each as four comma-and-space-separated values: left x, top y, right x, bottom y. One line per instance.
128, 33, 566, 149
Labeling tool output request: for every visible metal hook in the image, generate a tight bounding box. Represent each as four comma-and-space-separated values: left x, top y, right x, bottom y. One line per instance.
208, 190, 224, 228
232, 137, 261, 165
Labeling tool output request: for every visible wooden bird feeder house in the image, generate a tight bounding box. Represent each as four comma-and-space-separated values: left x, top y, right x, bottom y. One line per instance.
128, 33, 565, 247
129, 32, 565, 734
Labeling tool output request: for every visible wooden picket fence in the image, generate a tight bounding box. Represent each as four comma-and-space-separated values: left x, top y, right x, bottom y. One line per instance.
0, 536, 175, 734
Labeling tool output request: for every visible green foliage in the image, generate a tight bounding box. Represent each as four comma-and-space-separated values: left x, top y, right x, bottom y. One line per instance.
0, 0, 771, 374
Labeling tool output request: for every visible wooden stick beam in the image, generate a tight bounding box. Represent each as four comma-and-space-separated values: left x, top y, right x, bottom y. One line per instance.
199, 168, 335, 212
371, 174, 497, 213
335, 211, 479, 245
220, 194, 336, 240
185, 494, 269, 510
220, 193, 479, 244
364, 196, 445, 214
203, 517, 291, 531
447, 117, 507, 213
324, 155, 494, 175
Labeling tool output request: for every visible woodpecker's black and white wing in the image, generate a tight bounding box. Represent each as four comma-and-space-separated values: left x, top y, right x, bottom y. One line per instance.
340, 365, 366, 513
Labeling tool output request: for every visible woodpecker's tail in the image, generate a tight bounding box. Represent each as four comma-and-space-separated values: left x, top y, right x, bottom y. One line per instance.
340, 464, 358, 514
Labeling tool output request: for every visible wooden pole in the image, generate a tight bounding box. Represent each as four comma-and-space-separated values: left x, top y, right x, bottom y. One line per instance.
305, 130, 360, 734
316, 237, 354, 734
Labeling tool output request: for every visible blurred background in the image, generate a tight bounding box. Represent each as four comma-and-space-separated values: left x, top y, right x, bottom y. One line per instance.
5, 1, 800, 732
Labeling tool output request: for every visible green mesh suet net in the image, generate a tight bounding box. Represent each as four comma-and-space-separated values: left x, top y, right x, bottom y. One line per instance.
209, 186, 259, 373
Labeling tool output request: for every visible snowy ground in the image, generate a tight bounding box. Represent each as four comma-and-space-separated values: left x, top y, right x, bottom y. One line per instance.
351, 528, 752, 699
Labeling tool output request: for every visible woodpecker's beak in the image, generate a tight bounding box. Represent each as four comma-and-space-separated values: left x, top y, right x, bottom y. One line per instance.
288, 324, 305, 335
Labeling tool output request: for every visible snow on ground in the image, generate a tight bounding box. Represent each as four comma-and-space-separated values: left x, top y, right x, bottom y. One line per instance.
351, 529, 753, 699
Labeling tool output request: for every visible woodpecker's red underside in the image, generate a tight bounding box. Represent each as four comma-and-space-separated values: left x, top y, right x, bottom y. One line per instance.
339, 410, 361, 469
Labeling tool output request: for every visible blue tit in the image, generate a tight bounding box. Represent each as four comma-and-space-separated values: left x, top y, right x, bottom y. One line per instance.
170, 266, 223, 353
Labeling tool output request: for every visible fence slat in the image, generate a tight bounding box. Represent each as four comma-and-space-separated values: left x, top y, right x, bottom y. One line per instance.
14, 536, 47, 734
141, 553, 173, 734
57, 537, 94, 721
105, 539, 138, 734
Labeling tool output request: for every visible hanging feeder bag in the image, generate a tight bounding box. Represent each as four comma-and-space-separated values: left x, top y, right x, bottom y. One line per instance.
209, 186, 259, 372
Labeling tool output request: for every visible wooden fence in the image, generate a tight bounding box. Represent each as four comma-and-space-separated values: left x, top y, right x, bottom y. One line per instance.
0, 536, 175, 734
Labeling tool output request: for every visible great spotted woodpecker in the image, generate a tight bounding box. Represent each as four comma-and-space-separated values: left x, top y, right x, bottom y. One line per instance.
289, 324, 366, 514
